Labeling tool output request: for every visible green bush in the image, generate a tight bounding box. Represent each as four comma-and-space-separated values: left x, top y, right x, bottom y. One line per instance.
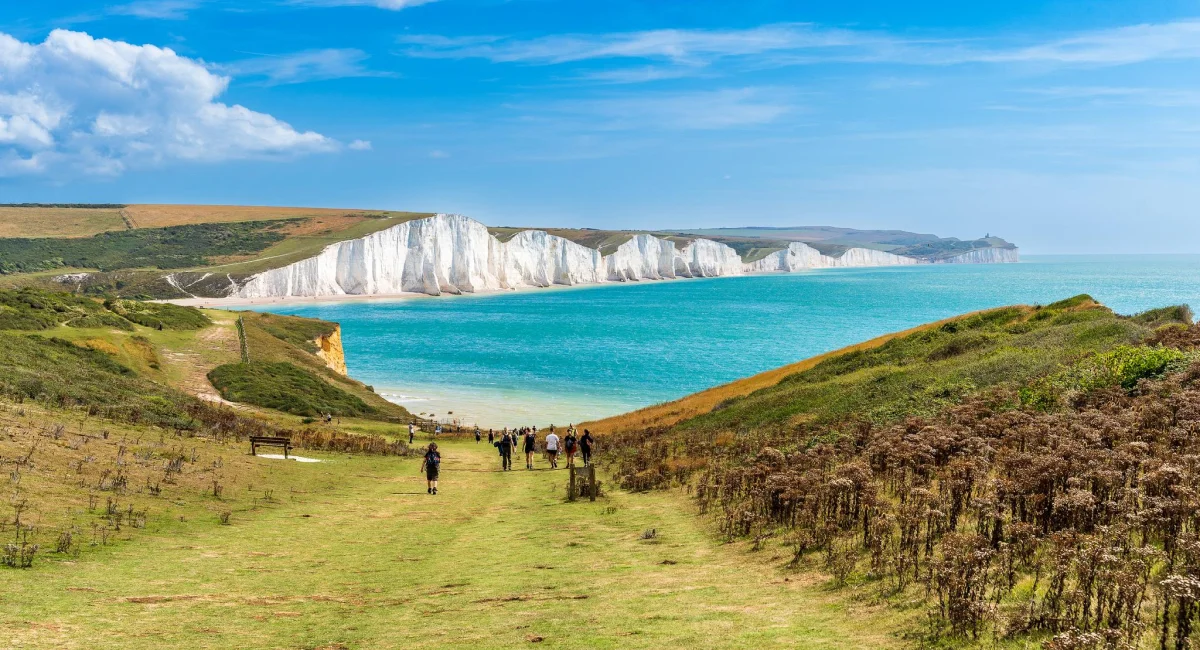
207, 362, 373, 418
0, 288, 122, 330
105, 299, 210, 330
0, 219, 298, 273
66, 313, 136, 331
1020, 344, 1188, 409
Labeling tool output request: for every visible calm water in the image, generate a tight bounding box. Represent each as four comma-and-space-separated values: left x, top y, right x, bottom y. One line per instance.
265, 255, 1200, 427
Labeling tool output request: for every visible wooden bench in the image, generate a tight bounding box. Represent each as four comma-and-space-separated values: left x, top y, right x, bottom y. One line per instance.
250, 436, 293, 459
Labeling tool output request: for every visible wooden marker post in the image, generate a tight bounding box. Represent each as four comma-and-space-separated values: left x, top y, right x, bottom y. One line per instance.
588, 464, 597, 502
568, 465, 577, 501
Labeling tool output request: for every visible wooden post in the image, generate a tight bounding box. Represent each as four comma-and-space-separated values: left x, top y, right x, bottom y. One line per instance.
588, 464, 597, 502
568, 465, 577, 502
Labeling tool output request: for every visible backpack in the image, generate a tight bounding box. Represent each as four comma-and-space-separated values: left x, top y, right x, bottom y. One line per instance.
427, 451, 440, 467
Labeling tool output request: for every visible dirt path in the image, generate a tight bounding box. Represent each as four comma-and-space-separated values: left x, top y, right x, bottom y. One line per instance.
156, 313, 241, 403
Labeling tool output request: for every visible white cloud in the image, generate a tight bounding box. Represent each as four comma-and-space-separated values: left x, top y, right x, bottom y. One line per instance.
538, 88, 792, 131
0, 29, 334, 177
397, 19, 1200, 70
228, 48, 390, 85
290, 0, 439, 10
349, 139, 372, 150
428, 149, 449, 158
108, 0, 199, 20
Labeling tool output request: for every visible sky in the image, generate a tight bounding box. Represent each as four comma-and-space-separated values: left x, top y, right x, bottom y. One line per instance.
2, 1, 1200, 253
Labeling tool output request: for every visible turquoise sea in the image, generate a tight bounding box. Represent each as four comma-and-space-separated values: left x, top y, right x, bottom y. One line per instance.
264, 255, 1200, 428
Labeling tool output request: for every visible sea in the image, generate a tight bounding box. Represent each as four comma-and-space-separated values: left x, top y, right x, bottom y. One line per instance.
262, 255, 1200, 428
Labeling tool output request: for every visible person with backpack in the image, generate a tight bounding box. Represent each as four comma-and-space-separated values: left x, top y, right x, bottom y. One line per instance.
523, 429, 537, 470
494, 432, 513, 471
580, 429, 594, 466
488, 429, 495, 445
563, 429, 578, 467
474, 426, 481, 443
408, 422, 415, 445
421, 443, 441, 495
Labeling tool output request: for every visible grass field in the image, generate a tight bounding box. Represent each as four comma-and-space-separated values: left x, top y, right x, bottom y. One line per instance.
0, 207, 129, 239
0, 437, 905, 649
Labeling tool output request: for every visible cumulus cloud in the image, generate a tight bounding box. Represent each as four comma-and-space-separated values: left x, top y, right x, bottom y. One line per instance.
349, 139, 373, 150
0, 29, 334, 176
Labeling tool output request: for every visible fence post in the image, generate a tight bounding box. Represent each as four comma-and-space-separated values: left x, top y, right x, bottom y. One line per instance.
236, 316, 249, 363
568, 465, 577, 502
588, 464, 597, 502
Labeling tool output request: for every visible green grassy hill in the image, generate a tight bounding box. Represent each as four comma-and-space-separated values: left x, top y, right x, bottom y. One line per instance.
596, 295, 1200, 647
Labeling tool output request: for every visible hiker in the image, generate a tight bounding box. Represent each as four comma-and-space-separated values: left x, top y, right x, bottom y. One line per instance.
580, 429, 594, 466
475, 426, 481, 443
545, 429, 560, 469
408, 422, 415, 445
421, 443, 441, 495
564, 429, 578, 467
523, 429, 537, 470
434, 424, 442, 437
488, 429, 495, 445
495, 431, 513, 471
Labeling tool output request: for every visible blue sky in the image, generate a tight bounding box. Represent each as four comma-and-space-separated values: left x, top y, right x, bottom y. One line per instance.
2, 1, 1200, 253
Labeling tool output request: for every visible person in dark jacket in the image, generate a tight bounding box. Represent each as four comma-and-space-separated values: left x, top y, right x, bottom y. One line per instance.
580, 429, 595, 466
421, 443, 441, 495
495, 432, 513, 471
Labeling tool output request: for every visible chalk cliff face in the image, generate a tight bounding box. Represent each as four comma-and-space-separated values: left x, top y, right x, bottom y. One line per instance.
938, 248, 1021, 264
233, 214, 1013, 300
745, 242, 918, 272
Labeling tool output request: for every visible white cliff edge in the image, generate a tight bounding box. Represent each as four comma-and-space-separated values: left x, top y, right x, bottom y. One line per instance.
232, 214, 1015, 300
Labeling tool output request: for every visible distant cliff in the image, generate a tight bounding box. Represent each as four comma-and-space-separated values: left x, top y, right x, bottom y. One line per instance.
229, 214, 1017, 300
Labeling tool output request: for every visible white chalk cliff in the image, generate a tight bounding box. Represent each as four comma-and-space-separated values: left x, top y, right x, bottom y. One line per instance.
233, 214, 1016, 300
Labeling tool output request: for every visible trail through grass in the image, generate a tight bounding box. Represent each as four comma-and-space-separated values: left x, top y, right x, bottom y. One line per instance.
1, 438, 905, 649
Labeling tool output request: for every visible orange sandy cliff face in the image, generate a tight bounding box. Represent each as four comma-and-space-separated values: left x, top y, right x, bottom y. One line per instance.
315, 326, 348, 376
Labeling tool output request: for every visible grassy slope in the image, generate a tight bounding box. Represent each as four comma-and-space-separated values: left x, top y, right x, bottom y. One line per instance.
237, 311, 409, 420
581, 310, 997, 435
589, 297, 1149, 439
1, 437, 905, 650
0, 289, 412, 424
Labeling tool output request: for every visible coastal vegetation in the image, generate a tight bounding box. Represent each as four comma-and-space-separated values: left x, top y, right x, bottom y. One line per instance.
594, 295, 1200, 647
208, 361, 373, 417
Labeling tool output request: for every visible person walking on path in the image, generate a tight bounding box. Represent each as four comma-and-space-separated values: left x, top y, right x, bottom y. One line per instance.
523, 429, 537, 470
421, 443, 441, 495
434, 424, 442, 437
475, 426, 481, 443
545, 430, 560, 469
580, 429, 594, 467
408, 422, 415, 445
564, 429, 578, 468
495, 432, 513, 471
488, 429, 495, 445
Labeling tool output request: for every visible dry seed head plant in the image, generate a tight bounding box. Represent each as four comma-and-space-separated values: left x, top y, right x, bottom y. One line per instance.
604, 299, 1200, 647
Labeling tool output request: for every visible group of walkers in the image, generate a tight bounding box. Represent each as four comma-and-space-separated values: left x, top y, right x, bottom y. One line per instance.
415, 422, 596, 496
481, 424, 595, 472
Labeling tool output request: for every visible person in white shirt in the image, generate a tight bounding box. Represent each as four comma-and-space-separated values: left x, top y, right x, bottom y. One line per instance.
544, 431, 560, 469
